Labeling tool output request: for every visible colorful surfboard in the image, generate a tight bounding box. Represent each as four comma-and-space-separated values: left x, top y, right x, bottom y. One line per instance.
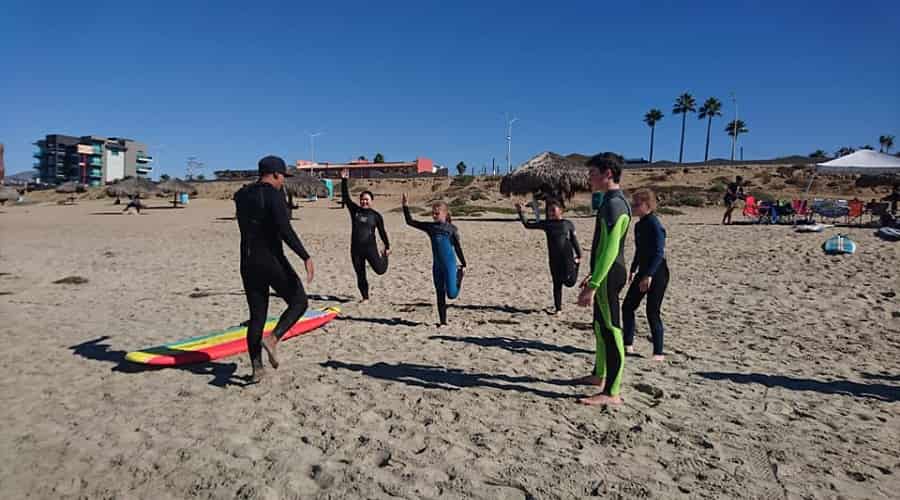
125, 306, 339, 366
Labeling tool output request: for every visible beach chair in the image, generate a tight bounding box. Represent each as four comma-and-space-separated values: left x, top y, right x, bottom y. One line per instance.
792, 199, 811, 224
869, 202, 890, 225
742, 195, 760, 222
846, 199, 865, 225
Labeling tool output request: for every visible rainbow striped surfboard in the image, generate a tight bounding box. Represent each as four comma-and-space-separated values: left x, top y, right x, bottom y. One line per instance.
125, 306, 339, 366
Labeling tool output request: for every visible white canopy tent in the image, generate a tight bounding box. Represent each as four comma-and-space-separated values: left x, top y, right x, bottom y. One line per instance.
815, 150, 900, 175
804, 150, 900, 194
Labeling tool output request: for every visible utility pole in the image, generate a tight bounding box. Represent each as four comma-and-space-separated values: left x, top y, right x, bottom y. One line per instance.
730, 93, 738, 162
506, 113, 518, 173
186, 156, 204, 180
491, 157, 496, 176
310, 132, 323, 164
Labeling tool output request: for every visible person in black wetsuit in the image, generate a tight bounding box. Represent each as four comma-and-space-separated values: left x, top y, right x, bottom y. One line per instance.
233, 155, 315, 383
401, 193, 466, 326
576, 153, 631, 406
722, 176, 744, 225
622, 189, 669, 361
340, 169, 390, 302
515, 199, 582, 314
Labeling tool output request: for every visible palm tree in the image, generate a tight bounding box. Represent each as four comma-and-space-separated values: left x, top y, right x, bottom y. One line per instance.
809, 150, 827, 158
879, 135, 895, 153
835, 146, 855, 158
643, 109, 664, 163
697, 97, 723, 162
724, 120, 748, 148
672, 92, 696, 163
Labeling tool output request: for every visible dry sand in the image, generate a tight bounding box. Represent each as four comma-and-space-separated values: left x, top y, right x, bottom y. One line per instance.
0, 193, 898, 499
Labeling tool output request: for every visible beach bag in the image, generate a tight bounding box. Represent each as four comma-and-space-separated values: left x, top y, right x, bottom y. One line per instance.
876, 227, 900, 241
822, 234, 857, 255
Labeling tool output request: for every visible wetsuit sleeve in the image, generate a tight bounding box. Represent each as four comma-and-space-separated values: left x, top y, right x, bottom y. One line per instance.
269, 188, 310, 260
403, 205, 430, 233
452, 227, 467, 267
568, 221, 582, 259
589, 213, 630, 289
517, 210, 542, 229
341, 178, 359, 215
376, 212, 390, 249
639, 216, 666, 280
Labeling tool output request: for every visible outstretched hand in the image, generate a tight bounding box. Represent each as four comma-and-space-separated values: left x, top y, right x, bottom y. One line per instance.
577, 285, 594, 307
305, 259, 315, 283
514, 202, 523, 212
340, 168, 350, 179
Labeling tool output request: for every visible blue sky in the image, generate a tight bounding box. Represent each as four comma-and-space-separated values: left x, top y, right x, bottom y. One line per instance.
2, 1, 898, 178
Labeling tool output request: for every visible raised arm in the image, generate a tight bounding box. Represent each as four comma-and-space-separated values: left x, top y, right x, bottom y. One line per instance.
451, 227, 467, 268
269, 187, 310, 260
341, 176, 359, 214
403, 205, 430, 232
516, 206, 543, 229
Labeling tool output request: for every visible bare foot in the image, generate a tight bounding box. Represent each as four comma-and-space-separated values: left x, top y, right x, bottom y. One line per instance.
568, 375, 605, 388
652, 355, 665, 362
261, 336, 279, 369
359, 298, 369, 304
577, 393, 623, 406
249, 367, 266, 384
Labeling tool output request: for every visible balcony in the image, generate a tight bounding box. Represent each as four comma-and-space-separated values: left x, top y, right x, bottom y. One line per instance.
136, 165, 153, 175
89, 169, 102, 178
89, 158, 102, 166
136, 155, 153, 163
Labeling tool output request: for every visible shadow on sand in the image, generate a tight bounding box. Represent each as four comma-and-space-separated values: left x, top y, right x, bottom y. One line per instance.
69, 336, 253, 388
321, 360, 574, 399
696, 371, 899, 402
336, 315, 423, 327
429, 335, 591, 355
396, 302, 540, 315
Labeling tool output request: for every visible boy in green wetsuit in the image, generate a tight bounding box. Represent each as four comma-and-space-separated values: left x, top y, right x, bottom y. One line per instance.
576, 153, 631, 406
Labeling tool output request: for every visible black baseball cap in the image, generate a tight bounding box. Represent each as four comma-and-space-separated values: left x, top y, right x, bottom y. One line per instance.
258, 155, 293, 176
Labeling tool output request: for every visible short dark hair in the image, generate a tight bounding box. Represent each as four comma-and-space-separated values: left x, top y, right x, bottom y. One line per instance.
586, 152, 624, 183
736, 175, 743, 182
360, 190, 375, 200
546, 198, 564, 211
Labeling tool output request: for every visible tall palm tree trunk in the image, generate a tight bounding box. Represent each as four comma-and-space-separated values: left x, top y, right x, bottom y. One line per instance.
649, 125, 656, 163
704, 116, 712, 162
679, 113, 686, 163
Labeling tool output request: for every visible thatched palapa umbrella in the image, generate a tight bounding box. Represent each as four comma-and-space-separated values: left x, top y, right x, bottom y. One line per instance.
106, 176, 158, 199
55, 181, 87, 194
284, 174, 327, 199
157, 178, 197, 206
499, 151, 590, 204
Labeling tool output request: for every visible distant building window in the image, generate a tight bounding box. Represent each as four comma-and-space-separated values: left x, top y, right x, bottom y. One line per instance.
111, 151, 119, 156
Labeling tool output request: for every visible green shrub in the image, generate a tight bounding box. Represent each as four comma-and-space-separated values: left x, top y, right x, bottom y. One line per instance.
748, 190, 775, 202
711, 176, 731, 184
656, 207, 685, 216
709, 183, 726, 193
572, 204, 594, 216
451, 175, 475, 187
676, 195, 706, 207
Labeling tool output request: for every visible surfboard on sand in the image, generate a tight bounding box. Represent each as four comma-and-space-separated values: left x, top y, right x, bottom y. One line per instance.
125, 306, 339, 366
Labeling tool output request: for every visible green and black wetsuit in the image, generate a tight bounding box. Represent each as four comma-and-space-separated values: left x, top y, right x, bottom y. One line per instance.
588, 189, 631, 396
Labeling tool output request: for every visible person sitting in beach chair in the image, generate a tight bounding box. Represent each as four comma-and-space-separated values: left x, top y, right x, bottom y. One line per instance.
742, 195, 760, 222
882, 184, 900, 216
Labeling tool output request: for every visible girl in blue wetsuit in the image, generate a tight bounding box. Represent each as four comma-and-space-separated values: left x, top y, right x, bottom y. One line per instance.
402, 193, 467, 326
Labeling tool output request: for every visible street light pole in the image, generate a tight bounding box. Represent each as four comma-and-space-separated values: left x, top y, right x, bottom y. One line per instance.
506, 114, 518, 173
310, 132, 323, 164
730, 93, 738, 162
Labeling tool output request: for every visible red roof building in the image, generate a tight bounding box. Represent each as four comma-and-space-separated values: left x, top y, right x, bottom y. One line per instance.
294, 157, 436, 178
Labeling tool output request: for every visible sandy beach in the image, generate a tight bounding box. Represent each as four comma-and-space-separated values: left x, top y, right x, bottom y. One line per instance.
1, 193, 898, 499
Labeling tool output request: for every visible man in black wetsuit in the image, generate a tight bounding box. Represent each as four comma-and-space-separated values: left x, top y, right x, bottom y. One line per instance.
515, 199, 582, 314
341, 169, 390, 302
234, 155, 315, 383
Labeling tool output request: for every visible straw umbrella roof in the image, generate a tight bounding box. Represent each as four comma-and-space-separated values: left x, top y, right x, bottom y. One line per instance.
157, 178, 197, 195
499, 151, 590, 199
284, 174, 327, 198
55, 181, 87, 194
106, 176, 158, 197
